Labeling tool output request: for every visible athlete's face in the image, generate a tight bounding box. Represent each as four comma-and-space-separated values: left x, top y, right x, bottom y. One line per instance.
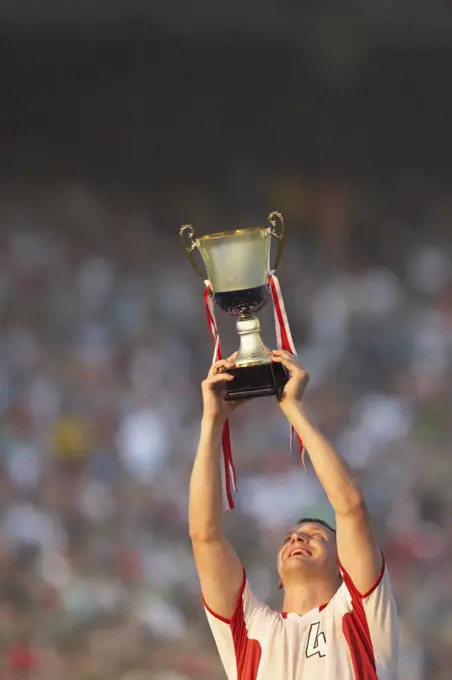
277, 521, 338, 585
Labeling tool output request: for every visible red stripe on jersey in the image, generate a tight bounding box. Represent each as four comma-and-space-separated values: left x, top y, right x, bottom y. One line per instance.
359, 557, 385, 599
230, 609, 262, 680
202, 569, 247, 624
341, 565, 381, 680
229, 572, 262, 680
337, 551, 385, 599
203, 570, 262, 680
202, 599, 231, 625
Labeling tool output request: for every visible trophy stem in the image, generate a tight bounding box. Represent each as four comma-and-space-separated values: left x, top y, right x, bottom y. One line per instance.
235, 315, 271, 367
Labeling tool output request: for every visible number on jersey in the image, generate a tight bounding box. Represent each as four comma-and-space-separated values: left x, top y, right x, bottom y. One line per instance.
306, 622, 327, 659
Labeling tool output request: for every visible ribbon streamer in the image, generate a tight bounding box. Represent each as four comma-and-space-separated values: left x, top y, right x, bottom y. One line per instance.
203, 283, 237, 509
269, 273, 305, 467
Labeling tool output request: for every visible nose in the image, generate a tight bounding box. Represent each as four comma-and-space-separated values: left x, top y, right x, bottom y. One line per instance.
290, 531, 308, 544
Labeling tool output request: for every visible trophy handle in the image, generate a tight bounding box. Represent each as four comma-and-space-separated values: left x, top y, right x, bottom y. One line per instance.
179, 224, 206, 280
268, 211, 285, 270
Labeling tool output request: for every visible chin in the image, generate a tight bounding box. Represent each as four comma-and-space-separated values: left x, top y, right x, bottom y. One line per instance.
284, 558, 318, 576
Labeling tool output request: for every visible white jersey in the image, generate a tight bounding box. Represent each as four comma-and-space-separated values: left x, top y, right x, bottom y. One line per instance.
203, 556, 398, 680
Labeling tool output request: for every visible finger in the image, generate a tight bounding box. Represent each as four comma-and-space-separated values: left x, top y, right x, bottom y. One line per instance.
272, 349, 294, 359
205, 373, 235, 384
272, 355, 309, 381
271, 354, 295, 366
271, 355, 305, 376
272, 351, 304, 370
212, 359, 234, 370
208, 359, 235, 377
226, 351, 239, 363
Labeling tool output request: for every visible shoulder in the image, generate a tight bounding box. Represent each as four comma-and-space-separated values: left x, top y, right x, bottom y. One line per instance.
327, 553, 398, 651
341, 552, 394, 605
321, 554, 394, 618
204, 570, 281, 629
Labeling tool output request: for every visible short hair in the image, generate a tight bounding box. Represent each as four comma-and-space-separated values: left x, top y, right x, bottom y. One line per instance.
296, 517, 336, 534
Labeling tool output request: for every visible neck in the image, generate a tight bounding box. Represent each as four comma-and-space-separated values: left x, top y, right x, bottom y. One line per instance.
282, 578, 337, 615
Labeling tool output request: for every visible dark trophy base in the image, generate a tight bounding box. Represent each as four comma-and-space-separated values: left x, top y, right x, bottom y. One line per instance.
225, 362, 288, 401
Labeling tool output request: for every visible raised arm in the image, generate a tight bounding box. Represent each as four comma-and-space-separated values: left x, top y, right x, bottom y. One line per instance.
189, 357, 245, 619
272, 350, 383, 595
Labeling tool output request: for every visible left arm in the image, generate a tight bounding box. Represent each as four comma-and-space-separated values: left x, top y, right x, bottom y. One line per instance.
272, 350, 383, 595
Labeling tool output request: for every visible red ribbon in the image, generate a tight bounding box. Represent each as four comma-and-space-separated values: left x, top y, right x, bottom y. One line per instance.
203, 284, 237, 509
269, 273, 305, 466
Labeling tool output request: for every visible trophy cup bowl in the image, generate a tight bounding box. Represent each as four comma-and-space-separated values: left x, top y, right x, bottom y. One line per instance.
180, 212, 289, 401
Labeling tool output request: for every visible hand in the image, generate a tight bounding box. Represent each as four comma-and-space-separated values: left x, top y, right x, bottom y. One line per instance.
271, 349, 310, 405
201, 353, 243, 423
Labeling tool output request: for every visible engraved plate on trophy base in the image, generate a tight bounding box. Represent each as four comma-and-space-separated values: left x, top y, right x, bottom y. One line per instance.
224, 362, 288, 401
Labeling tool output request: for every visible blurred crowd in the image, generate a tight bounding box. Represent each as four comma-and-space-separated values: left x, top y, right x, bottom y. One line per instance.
0, 172, 451, 680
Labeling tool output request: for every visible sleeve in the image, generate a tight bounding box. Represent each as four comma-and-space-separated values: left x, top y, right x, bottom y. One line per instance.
336, 553, 399, 679
202, 569, 275, 680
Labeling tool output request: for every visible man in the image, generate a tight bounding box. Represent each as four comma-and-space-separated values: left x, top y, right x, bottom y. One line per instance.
189, 349, 398, 680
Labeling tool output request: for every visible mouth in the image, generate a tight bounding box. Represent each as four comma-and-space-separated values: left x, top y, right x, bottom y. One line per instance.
288, 547, 312, 559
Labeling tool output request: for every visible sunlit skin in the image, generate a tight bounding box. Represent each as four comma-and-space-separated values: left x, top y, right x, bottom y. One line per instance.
277, 521, 342, 615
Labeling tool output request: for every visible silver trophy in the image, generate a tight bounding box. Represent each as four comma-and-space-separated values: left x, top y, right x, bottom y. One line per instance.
180, 212, 288, 400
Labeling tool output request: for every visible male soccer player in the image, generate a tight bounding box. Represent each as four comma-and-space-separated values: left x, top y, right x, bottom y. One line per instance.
189, 349, 398, 680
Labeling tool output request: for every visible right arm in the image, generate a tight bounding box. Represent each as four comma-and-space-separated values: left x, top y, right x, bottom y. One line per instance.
189, 358, 245, 620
